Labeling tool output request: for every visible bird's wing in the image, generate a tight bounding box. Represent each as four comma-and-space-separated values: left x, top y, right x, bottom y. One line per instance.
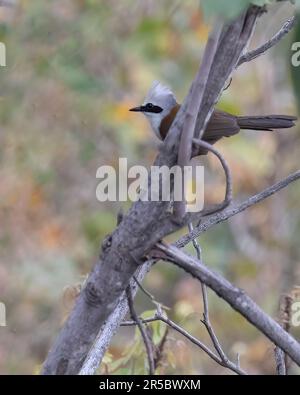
203, 110, 240, 140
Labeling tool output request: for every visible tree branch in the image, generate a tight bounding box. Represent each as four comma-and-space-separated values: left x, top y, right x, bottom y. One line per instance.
237, 16, 297, 67
126, 286, 155, 375
78, 261, 153, 375
121, 309, 246, 375
193, 138, 233, 204
188, 222, 244, 373
157, 242, 300, 367
176, 170, 300, 248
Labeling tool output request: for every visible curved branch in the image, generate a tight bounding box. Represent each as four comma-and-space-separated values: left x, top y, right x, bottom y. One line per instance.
156, 312, 246, 375
193, 138, 233, 205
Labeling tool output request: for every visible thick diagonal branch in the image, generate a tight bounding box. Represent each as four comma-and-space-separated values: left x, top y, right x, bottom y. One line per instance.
157, 243, 300, 367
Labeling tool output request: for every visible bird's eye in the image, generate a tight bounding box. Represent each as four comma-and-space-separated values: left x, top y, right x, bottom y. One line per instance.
143, 102, 163, 113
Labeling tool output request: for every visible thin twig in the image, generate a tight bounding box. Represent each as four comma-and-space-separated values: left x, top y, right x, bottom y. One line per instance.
189, 220, 227, 360
201, 318, 229, 363
177, 170, 300, 248
275, 347, 286, 375
188, 222, 202, 262
188, 222, 237, 369
126, 286, 155, 375
121, 317, 161, 326
121, 312, 246, 375
274, 293, 294, 374
133, 275, 169, 310
156, 312, 246, 375
133, 275, 157, 304
237, 16, 296, 67
193, 138, 233, 204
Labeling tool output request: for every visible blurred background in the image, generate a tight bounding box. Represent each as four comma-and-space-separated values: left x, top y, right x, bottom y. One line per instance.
0, 0, 300, 375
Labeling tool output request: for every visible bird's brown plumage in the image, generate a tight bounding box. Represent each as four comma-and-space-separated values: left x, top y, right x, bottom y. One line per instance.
159, 105, 297, 155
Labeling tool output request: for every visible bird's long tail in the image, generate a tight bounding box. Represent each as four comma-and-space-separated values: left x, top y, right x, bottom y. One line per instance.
237, 115, 297, 131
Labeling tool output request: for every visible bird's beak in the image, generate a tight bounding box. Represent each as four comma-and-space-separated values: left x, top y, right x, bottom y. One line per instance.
129, 105, 144, 112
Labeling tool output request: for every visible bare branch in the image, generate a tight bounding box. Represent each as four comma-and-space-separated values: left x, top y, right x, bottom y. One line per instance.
193, 138, 233, 205
237, 16, 296, 67
121, 317, 160, 326
121, 311, 246, 375
79, 261, 153, 375
157, 242, 300, 367
188, 222, 242, 372
126, 286, 155, 375
156, 312, 246, 375
188, 222, 202, 261
177, 170, 300, 248
275, 347, 286, 375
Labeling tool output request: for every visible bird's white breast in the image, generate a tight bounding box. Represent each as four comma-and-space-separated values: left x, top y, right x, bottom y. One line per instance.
146, 113, 163, 140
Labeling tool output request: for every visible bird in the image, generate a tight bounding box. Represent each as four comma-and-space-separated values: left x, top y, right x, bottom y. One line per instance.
130, 81, 297, 155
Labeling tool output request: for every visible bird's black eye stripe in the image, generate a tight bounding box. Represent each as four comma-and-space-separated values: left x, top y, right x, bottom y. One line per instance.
143, 103, 163, 113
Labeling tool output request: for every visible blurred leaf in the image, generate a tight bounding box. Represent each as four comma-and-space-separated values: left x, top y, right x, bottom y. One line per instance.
201, 0, 274, 21
201, 0, 250, 20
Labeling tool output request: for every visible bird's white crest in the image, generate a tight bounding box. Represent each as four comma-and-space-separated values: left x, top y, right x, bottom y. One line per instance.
143, 81, 177, 139
143, 81, 176, 106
